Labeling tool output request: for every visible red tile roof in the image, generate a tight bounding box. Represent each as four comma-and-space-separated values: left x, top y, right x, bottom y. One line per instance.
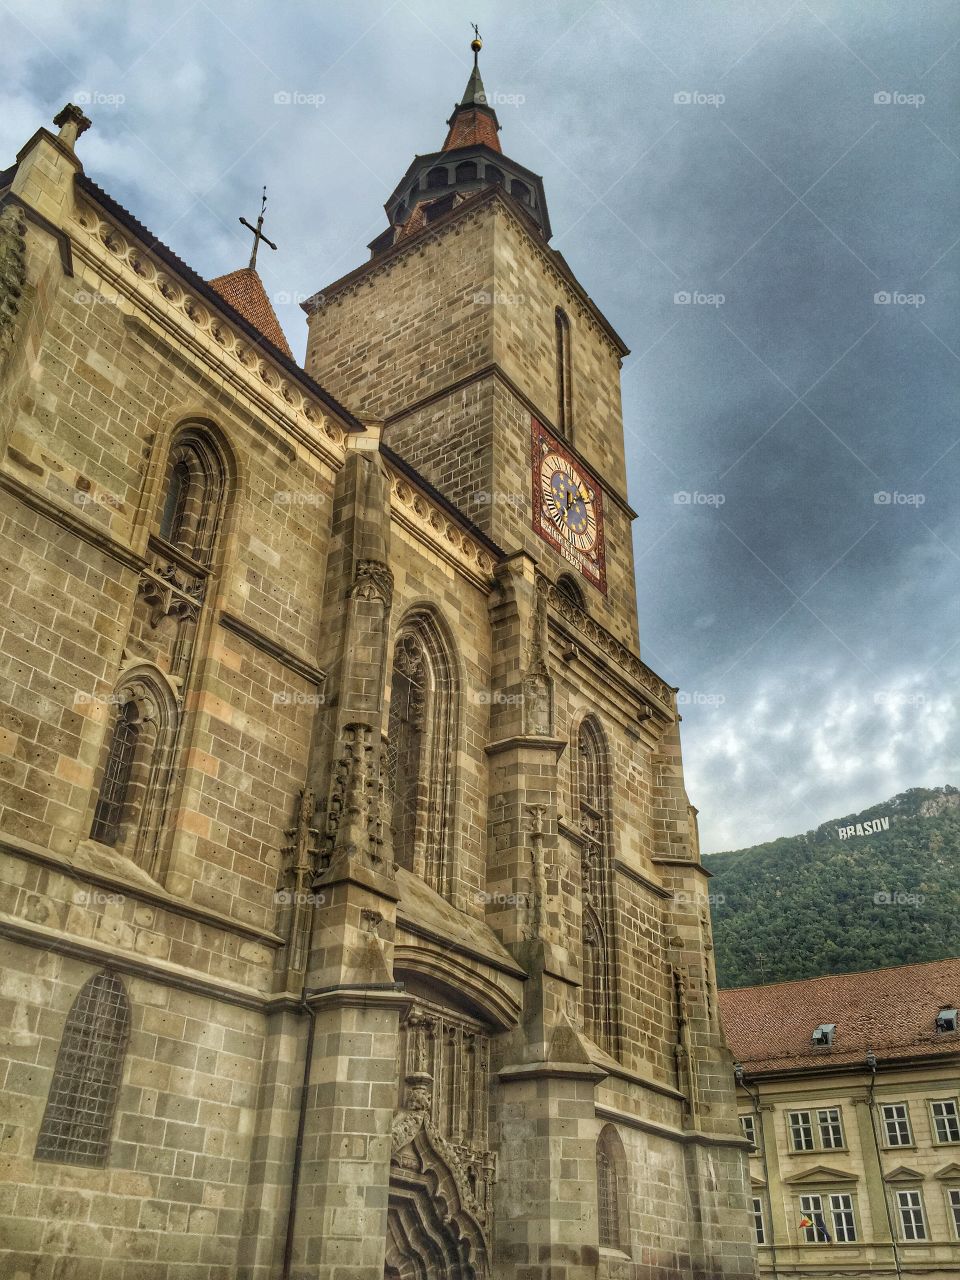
208, 266, 292, 358
442, 107, 501, 154
719, 958, 960, 1075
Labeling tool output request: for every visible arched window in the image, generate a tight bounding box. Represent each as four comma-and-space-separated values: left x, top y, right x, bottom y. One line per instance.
557, 573, 585, 609
455, 160, 478, 184
511, 178, 531, 204
577, 717, 616, 1052
89, 672, 177, 871
385, 612, 457, 897
426, 166, 449, 189
156, 429, 227, 565
35, 972, 130, 1167
596, 1125, 629, 1252
90, 699, 139, 846
485, 165, 505, 186
556, 307, 573, 437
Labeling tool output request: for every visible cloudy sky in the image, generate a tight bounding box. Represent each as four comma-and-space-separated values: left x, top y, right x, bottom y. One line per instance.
3, 0, 957, 852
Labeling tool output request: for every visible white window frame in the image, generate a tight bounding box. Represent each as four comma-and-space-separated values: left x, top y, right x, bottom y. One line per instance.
930, 1098, 960, 1144
881, 1102, 913, 1147
947, 1187, 960, 1240
740, 1114, 757, 1148
798, 1191, 858, 1244
789, 1110, 816, 1151
817, 1107, 845, 1149
799, 1194, 825, 1244
752, 1196, 765, 1245
829, 1193, 857, 1242
896, 1189, 927, 1241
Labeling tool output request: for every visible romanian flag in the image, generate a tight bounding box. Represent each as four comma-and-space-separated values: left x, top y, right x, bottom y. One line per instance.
799, 1214, 832, 1242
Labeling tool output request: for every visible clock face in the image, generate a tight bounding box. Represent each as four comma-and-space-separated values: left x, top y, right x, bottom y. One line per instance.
531, 419, 606, 592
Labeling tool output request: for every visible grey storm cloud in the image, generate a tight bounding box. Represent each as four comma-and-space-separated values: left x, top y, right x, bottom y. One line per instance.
2, 0, 957, 852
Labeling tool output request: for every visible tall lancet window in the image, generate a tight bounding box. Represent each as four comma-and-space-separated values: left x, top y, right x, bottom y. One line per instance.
90, 698, 140, 846
156, 429, 227, 566
385, 613, 457, 897
387, 632, 428, 875
555, 307, 573, 438
89, 674, 177, 871
596, 1125, 630, 1252
35, 972, 130, 1167
578, 717, 616, 1052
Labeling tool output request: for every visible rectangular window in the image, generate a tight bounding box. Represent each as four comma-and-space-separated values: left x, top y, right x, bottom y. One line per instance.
931, 1099, 960, 1143
740, 1114, 757, 1148
882, 1103, 913, 1147
897, 1190, 927, 1241
948, 1188, 960, 1239
799, 1194, 824, 1244
829, 1193, 857, 1242
752, 1196, 765, 1245
789, 1111, 815, 1151
817, 1107, 845, 1149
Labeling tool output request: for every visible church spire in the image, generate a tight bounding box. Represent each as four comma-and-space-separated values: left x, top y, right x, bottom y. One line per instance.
442, 28, 502, 154
369, 27, 551, 255
208, 185, 292, 358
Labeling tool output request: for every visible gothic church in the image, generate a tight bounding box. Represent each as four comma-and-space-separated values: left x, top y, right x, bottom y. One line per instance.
0, 36, 756, 1280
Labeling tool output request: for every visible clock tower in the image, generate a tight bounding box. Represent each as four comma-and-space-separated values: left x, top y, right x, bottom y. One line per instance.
302, 34, 754, 1280
303, 36, 640, 649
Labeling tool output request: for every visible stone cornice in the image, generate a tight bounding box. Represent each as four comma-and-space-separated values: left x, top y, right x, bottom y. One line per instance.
483, 735, 568, 758
0, 912, 273, 1011
0, 467, 147, 572
218, 611, 326, 687
538, 573, 676, 712
595, 1103, 750, 1147
386, 461, 499, 587
1, 831, 283, 945
613, 857, 674, 899
499, 1060, 609, 1085
68, 191, 357, 471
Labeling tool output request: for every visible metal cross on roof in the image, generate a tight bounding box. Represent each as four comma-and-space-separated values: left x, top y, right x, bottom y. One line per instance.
239, 186, 278, 270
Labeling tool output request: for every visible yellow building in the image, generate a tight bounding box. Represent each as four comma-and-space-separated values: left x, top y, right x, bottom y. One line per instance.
721, 959, 960, 1279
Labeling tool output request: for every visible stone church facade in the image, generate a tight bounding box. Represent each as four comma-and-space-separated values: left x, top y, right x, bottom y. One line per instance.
0, 49, 756, 1280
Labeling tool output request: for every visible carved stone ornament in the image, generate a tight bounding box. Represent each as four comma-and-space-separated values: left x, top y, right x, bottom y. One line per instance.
0, 203, 27, 367
391, 1073, 488, 1230
326, 722, 385, 868
350, 558, 394, 608
394, 632, 426, 680
137, 561, 204, 628
522, 670, 552, 736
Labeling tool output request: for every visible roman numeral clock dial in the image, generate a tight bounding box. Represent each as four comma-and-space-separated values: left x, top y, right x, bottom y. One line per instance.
531, 418, 606, 592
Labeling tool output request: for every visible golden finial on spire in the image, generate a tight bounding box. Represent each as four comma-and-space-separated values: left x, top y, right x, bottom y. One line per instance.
471, 23, 482, 65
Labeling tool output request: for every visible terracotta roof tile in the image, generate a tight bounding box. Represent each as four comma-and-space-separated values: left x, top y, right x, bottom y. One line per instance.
442, 107, 501, 154
719, 957, 960, 1074
208, 266, 292, 358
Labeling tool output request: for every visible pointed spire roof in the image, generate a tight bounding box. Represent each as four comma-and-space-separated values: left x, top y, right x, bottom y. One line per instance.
208, 188, 292, 358
442, 31, 501, 153
208, 267, 293, 358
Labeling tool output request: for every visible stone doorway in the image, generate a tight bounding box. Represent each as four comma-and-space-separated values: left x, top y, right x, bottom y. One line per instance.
385, 1126, 488, 1280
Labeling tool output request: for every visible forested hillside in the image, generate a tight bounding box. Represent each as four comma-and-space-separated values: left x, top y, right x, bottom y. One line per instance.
705, 786, 960, 989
